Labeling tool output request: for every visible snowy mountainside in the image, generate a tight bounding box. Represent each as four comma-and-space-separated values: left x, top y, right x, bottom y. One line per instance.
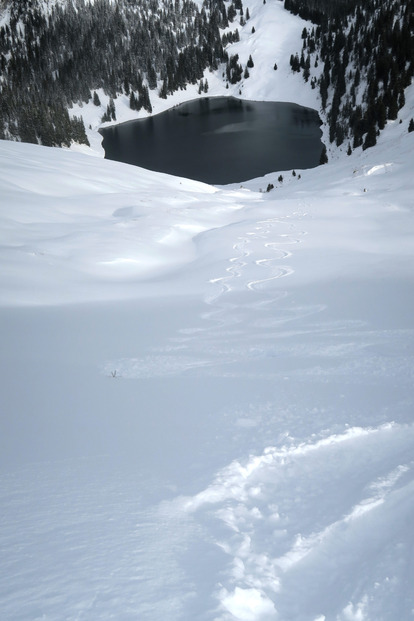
71, 0, 321, 153
0, 0, 323, 150
1, 0, 413, 162
1, 81, 414, 621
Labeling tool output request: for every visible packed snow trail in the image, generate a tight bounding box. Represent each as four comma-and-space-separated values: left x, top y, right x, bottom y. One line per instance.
179, 423, 414, 620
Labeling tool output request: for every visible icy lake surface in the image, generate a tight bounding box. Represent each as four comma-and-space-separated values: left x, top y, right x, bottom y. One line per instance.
100, 98, 323, 184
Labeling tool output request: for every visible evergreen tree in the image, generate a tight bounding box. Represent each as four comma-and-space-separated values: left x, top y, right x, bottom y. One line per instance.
108, 97, 116, 121
319, 145, 328, 164
101, 109, 111, 123
387, 92, 399, 120
147, 62, 157, 90
303, 53, 310, 81
319, 75, 328, 109
18, 108, 37, 144
139, 86, 152, 113
227, 3, 237, 21
71, 115, 90, 146
363, 122, 377, 150
160, 79, 168, 99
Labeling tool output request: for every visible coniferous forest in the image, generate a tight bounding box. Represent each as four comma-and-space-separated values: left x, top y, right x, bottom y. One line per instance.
286, 0, 414, 151
0, 0, 413, 151
0, 0, 230, 146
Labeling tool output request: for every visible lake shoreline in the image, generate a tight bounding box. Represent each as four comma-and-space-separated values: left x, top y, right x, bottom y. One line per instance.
100, 97, 323, 185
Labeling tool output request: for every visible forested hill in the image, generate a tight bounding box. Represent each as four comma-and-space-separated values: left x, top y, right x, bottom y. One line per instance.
285, 0, 414, 152
0, 0, 413, 152
0, 0, 229, 146
284, 0, 359, 23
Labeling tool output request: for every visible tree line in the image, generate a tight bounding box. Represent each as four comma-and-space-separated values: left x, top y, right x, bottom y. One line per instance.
0, 0, 234, 146
286, 0, 414, 152
2, 0, 412, 153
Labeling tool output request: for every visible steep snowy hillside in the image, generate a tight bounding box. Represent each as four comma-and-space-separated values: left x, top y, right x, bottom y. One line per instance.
0, 0, 319, 148
2, 0, 412, 161
71, 0, 320, 150
1, 80, 414, 621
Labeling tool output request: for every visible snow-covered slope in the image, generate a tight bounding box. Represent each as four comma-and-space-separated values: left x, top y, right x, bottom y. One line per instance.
1, 0, 414, 616
1, 89, 414, 620
1, 82, 413, 306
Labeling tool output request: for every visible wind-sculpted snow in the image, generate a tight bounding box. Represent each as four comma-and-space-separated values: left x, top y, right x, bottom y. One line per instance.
178, 423, 414, 620
1, 86, 414, 620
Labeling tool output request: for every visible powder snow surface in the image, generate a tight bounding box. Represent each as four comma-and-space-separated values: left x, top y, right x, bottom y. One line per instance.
1, 1, 414, 620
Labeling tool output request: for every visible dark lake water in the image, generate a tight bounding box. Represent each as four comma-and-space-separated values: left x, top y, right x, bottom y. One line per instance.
100, 97, 323, 185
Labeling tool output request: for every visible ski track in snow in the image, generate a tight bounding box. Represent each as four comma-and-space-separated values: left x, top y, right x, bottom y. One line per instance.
103, 192, 414, 386
102, 207, 318, 379
207, 215, 302, 300
200, 212, 309, 342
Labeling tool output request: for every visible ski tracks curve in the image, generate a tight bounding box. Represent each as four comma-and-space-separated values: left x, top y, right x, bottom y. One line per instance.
203, 207, 309, 329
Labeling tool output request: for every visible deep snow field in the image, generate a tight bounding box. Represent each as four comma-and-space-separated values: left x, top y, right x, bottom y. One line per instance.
1, 1, 414, 620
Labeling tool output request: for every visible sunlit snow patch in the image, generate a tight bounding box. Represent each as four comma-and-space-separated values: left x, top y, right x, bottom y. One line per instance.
365, 163, 393, 176
219, 586, 276, 620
